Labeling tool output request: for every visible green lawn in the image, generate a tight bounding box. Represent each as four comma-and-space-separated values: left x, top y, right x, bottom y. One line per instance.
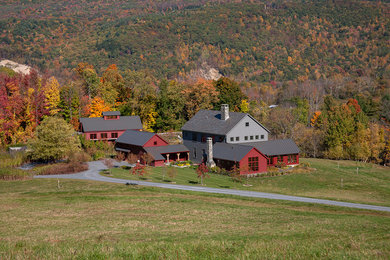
107, 158, 390, 207
0, 179, 389, 259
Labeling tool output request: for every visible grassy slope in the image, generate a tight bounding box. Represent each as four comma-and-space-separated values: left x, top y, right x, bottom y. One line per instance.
0, 179, 389, 259
108, 158, 390, 207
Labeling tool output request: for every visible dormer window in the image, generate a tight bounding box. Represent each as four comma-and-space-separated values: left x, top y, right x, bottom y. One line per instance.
245, 122, 249, 127
102, 111, 121, 120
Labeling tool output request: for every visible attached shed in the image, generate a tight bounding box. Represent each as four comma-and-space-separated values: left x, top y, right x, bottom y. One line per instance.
244, 139, 300, 166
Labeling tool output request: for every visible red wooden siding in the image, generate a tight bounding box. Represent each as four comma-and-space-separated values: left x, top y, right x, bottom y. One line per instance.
84, 130, 127, 141
267, 154, 299, 166
143, 135, 169, 147
238, 147, 268, 174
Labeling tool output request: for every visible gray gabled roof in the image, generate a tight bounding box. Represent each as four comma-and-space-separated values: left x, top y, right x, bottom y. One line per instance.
80, 116, 142, 132
213, 143, 257, 162
102, 111, 121, 116
244, 139, 300, 156
181, 109, 269, 135
115, 130, 155, 146
181, 110, 246, 135
144, 144, 189, 161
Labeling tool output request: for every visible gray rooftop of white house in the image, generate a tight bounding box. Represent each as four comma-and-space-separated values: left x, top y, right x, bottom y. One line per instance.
80, 116, 142, 132
244, 139, 300, 156
181, 109, 269, 135
115, 130, 156, 147
144, 145, 189, 161
213, 143, 256, 162
102, 111, 121, 116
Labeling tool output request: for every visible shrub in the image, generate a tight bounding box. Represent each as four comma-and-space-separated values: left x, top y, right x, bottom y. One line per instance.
68, 151, 91, 163
0, 151, 28, 168
0, 167, 31, 180
127, 153, 139, 164
275, 162, 287, 168
116, 152, 126, 162
36, 162, 88, 175
267, 166, 278, 173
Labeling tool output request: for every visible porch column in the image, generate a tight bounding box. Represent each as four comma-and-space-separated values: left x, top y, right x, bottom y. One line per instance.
187, 152, 189, 160
167, 154, 170, 163
177, 153, 180, 161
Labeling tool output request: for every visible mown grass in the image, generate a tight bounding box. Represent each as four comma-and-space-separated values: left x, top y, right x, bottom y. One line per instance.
108, 158, 390, 207
0, 179, 389, 259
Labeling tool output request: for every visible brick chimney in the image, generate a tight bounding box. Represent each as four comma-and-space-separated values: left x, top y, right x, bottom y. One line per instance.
221, 104, 229, 120
206, 137, 216, 168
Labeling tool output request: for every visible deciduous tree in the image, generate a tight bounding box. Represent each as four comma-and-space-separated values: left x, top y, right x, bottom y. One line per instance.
28, 117, 80, 161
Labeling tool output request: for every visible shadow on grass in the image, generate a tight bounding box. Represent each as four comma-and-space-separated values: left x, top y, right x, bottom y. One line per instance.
188, 180, 199, 184
219, 185, 230, 188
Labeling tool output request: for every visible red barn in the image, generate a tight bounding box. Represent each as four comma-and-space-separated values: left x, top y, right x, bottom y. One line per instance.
79, 111, 142, 141
115, 130, 189, 166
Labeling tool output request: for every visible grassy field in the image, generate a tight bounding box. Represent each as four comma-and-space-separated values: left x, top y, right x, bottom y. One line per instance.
108, 158, 390, 207
0, 178, 389, 259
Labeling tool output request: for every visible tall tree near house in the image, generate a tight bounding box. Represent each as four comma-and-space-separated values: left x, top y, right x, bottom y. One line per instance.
265, 107, 296, 139
28, 117, 80, 162
99, 64, 122, 106
367, 123, 385, 163
43, 76, 60, 115
58, 84, 80, 126
119, 70, 158, 126
181, 78, 219, 120
20, 70, 49, 139
101, 64, 124, 92
213, 77, 247, 111
155, 80, 186, 131
88, 97, 111, 118
382, 139, 390, 166
75, 62, 100, 99
0, 75, 23, 145
291, 97, 309, 125
240, 99, 249, 113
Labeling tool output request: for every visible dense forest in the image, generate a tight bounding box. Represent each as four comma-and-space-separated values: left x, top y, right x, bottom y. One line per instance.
0, 0, 388, 82
0, 0, 389, 164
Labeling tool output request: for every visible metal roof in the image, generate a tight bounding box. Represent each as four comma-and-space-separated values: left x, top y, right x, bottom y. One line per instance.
244, 139, 300, 156
102, 111, 121, 116
144, 144, 189, 161
80, 116, 142, 132
115, 130, 156, 147
213, 143, 256, 161
181, 110, 246, 135
181, 109, 269, 135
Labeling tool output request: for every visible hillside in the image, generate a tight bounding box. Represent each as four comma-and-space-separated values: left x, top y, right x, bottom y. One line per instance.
0, 0, 388, 83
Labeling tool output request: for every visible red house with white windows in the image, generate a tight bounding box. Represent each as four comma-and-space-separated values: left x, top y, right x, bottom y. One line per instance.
182, 104, 300, 174
79, 111, 142, 141
115, 130, 189, 166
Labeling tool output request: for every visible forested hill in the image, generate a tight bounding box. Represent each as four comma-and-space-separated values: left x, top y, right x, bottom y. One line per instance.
0, 0, 388, 83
